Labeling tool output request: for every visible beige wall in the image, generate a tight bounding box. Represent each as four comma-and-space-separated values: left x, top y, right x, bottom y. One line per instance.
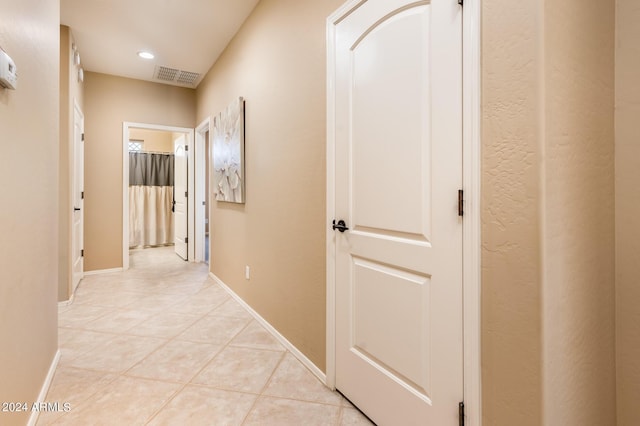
129, 128, 174, 153
83, 72, 195, 271
481, 0, 543, 423
616, 0, 640, 424
59, 25, 85, 301
542, 1, 616, 425
483, 0, 616, 424
197, 0, 343, 371
0, 0, 60, 424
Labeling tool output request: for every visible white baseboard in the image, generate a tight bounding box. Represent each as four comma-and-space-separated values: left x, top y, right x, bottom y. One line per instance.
83, 267, 123, 276
27, 349, 60, 426
58, 293, 75, 308
209, 272, 327, 384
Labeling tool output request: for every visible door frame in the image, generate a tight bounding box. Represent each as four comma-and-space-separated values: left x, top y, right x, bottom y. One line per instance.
122, 122, 195, 270
325, 1, 482, 425
195, 117, 211, 263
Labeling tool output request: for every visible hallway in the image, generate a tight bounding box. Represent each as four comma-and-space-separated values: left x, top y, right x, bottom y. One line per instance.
39, 247, 371, 425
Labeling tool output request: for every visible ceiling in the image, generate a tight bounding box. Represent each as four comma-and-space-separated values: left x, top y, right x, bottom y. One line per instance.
61, 0, 260, 88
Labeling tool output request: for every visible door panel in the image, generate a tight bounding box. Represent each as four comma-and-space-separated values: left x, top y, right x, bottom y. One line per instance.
352, 257, 431, 396
334, 0, 463, 424
174, 135, 188, 260
351, 6, 431, 237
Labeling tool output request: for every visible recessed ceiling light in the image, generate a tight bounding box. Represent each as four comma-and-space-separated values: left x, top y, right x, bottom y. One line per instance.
137, 51, 154, 59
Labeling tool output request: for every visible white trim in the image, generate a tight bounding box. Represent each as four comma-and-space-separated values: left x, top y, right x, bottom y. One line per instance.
325, 4, 340, 391
210, 273, 327, 384
122, 122, 195, 270
83, 267, 124, 276
325, 0, 482, 424
195, 118, 211, 263
58, 293, 75, 308
27, 350, 61, 426
462, 1, 482, 424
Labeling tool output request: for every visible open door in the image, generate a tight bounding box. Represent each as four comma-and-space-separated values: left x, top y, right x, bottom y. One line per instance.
71, 103, 84, 292
174, 134, 188, 260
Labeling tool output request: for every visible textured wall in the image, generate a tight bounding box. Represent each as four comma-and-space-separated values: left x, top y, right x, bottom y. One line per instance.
616, 0, 640, 424
542, 1, 616, 425
0, 0, 60, 424
481, 0, 543, 423
482, 0, 616, 424
196, 0, 343, 371
83, 72, 195, 271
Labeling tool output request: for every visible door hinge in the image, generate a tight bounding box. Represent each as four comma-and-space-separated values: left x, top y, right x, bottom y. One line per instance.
459, 402, 465, 426
458, 0, 463, 5
81, 249, 84, 257
185, 145, 189, 151
81, 191, 84, 200
458, 190, 464, 217
81, 133, 85, 141
185, 237, 188, 244
185, 191, 188, 198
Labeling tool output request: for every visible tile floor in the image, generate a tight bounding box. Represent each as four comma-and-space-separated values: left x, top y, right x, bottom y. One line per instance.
38, 246, 373, 425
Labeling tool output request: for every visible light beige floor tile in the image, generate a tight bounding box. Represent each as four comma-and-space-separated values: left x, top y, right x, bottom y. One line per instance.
341, 397, 355, 408
81, 307, 156, 333
35, 367, 118, 425
176, 283, 230, 306
56, 329, 118, 366
72, 288, 143, 308
68, 334, 167, 373
50, 247, 360, 425
147, 385, 256, 426
229, 320, 285, 352
44, 366, 118, 405
126, 340, 222, 383
210, 297, 253, 319
128, 311, 202, 338
263, 353, 342, 406
192, 346, 284, 393
58, 305, 114, 328
51, 376, 180, 425
167, 292, 229, 315
126, 293, 189, 312
244, 396, 341, 426
339, 407, 375, 425
176, 315, 249, 344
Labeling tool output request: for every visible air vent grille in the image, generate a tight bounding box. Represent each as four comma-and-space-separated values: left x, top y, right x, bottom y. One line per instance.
177, 71, 200, 86
156, 66, 179, 82
153, 66, 200, 87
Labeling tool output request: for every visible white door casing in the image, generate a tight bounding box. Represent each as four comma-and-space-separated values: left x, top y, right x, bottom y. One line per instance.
174, 134, 188, 260
71, 102, 84, 293
122, 123, 195, 271
195, 118, 211, 263
330, 0, 463, 424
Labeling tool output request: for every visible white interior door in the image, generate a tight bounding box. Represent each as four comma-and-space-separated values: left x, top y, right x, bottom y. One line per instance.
174, 134, 188, 260
333, 0, 463, 424
71, 104, 84, 292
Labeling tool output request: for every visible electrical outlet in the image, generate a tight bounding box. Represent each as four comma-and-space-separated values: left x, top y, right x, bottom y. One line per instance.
245, 265, 250, 280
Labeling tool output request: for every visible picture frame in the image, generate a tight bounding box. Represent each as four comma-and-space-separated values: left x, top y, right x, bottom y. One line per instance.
213, 96, 245, 203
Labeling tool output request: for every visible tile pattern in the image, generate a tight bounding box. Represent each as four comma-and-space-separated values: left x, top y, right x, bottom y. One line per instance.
38, 246, 374, 425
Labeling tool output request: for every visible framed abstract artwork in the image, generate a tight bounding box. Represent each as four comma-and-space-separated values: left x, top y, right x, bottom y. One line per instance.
213, 96, 245, 203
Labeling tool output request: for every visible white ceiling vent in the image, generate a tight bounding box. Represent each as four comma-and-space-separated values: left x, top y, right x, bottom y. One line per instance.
153, 66, 200, 87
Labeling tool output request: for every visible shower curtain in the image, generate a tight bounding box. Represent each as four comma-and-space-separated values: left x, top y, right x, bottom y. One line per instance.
129, 152, 174, 248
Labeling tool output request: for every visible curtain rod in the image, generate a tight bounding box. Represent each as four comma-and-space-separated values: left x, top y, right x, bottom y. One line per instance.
129, 150, 173, 155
